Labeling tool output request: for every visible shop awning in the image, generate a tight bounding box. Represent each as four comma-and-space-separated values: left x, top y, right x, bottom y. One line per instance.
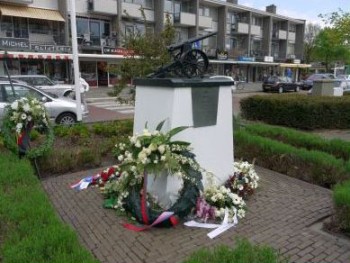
279, 63, 311, 68
0, 4, 65, 22
0, 51, 72, 60
210, 59, 279, 66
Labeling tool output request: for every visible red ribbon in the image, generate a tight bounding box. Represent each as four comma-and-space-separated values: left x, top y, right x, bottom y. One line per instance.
17, 131, 25, 146
123, 212, 178, 232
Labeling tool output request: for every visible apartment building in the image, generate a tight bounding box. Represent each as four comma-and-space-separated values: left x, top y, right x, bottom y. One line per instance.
0, 0, 307, 86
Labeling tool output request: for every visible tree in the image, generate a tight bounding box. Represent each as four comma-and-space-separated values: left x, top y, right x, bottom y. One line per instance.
303, 23, 322, 64
313, 27, 350, 71
319, 9, 350, 44
117, 10, 175, 86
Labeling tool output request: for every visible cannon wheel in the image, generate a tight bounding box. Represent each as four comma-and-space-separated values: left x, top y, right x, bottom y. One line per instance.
180, 49, 209, 78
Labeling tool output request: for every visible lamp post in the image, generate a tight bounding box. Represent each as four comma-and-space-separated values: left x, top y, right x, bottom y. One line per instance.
69, 0, 82, 121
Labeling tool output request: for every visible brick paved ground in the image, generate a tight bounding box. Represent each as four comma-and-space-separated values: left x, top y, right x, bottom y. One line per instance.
42, 166, 350, 263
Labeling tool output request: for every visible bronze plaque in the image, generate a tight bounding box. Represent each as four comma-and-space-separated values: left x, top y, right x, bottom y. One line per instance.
191, 87, 219, 127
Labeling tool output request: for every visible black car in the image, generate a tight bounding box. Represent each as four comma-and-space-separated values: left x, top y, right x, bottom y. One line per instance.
301, 73, 335, 90
262, 76, 299, 93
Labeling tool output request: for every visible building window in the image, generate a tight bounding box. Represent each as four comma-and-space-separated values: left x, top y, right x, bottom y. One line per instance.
76, 17, 110, 46
1, 16, 13, 37
164, 0, 173, 13
29, 19, 51, 34
13, 18, 28, 38
199, 6, 210, 17
289, 24, 296, 32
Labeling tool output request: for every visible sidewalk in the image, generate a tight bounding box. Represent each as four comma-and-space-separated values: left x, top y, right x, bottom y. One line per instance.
42, 166, 350, 263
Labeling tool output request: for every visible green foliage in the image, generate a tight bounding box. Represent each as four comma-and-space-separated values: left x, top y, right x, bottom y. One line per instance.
312, 28, 350, 71
235, 129, 350, 188
243, 123, 350, 161
334, 180, 350, 206
115, 11, 175, 87
54, 124, 89, 138
183, 238, 288, 263
240, 94, 350, 130
333, 180, 350, 232
37, 120, 133, 175
92, 120, 133, 137
320, 9, 350, 45
0, 153, 98, 263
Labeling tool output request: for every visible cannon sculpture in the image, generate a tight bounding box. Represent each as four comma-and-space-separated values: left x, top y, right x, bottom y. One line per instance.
148, 32, 217, 79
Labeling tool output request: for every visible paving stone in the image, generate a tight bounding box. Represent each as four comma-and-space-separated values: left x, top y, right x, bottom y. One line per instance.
42, 166, 350, 263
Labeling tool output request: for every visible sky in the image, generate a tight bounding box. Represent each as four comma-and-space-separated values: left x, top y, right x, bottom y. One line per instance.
240, 0, 350, 26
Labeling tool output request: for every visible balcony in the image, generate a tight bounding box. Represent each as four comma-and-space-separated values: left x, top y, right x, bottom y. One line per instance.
173, 12, 196, 27
122, 2, 154, 22
288, 32, 296, 43
250, 25, 261, 37
278, 30, 287, 40
237, 22, 249, 34
199, 15, 212, 28
89, 0, 118, 15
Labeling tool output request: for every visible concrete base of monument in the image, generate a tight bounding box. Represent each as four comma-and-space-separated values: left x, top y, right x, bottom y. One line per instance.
147, 172, 183, 209
133, 78, 235, 202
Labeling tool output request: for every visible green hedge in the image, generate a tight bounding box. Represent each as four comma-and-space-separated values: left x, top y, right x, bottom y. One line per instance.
333, 180, 350, 233
0, 153, 99, 263
240, 94, 350, 130
243, 123, 350, 161
234, 130, 350, 188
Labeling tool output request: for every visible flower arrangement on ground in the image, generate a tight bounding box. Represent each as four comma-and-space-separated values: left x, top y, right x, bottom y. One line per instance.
225, 161, 260, 199
194, 161, 259, 224
195, 173, 246, 224
94, 121, 204, 227
2, 96, 54, 158
71, 122, 260, 232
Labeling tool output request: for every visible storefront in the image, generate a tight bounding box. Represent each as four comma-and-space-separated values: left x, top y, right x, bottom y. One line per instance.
209, 59, 310, 82
0, 51, 72, 82
0, 51, 128, 87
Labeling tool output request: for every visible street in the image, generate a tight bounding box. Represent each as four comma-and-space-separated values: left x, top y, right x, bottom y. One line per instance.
84, 82, 265, 123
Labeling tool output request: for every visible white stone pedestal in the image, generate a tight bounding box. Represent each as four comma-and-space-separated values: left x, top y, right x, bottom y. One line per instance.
133, 78, 234, 204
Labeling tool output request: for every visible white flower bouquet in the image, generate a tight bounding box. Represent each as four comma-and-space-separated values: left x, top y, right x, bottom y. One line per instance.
8, 97, 49, 135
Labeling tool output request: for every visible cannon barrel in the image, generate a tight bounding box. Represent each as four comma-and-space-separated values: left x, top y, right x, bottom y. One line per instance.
168, 31, 217, 51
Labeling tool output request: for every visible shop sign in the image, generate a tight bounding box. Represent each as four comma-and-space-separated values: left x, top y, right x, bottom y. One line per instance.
103, 47, 134, 56
264, 56, 274, 62
0, 38, 30, 49
31, 44, 72, 53
238, 56, 255, 62
293, 59, 301, 64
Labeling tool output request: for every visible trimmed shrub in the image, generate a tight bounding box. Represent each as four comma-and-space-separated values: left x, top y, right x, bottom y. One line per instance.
183, 238, 288, 263
240, 94, 350, 130
234, 130, 350, 188
0, 153, 98, 263
333, 180, 350, 233
243, 123, 350, 161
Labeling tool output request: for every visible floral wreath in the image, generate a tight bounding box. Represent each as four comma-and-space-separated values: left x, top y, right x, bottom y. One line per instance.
2, 97, 54, 159
95, 121, 203, 228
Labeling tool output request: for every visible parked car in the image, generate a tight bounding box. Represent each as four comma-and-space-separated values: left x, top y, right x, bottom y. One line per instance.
209, 75, 236, 91
8, 75, 89, 97
301, 73, 335, 90
337, 74, 350, 80
262, 76, 299, 93
0, 81, 88, 125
